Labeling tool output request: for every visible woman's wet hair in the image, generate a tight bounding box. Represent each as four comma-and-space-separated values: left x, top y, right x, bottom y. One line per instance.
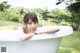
23, 12, 38, 24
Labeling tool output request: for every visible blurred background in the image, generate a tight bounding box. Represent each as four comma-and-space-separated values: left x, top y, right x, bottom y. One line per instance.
0, 0, 80, 30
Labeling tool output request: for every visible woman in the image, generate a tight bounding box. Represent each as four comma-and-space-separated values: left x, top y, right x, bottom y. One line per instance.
17, 12, 59, 41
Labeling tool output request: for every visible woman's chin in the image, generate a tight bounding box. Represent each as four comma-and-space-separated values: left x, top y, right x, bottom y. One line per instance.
30, 30, 35, 32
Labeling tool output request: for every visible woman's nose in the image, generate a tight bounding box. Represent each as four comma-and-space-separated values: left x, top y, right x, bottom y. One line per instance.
31, 23, 35, 27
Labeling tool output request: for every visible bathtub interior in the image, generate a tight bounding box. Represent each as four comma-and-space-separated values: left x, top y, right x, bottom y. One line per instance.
0, 26, 73, 53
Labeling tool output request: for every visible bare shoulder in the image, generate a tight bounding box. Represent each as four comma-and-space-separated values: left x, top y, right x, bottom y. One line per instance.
17, 26, 23, 30
17, 26, 24, 33
17, 26, 25, 37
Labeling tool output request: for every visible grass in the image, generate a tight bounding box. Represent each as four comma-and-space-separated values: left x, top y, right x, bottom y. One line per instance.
0, 20, 22, 30
58, 30, 80, 53
0, 20, 22, 26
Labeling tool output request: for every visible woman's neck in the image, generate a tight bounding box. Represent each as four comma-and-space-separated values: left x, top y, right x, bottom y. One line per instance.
23, 27, 28, 34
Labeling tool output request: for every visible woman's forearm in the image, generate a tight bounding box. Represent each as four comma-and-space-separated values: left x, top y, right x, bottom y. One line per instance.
20, 33, 35, 41
44, 28, 60, 33
35, 27, 60, 34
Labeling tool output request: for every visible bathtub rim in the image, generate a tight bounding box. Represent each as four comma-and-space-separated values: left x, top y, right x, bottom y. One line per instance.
0, 26, 73, 41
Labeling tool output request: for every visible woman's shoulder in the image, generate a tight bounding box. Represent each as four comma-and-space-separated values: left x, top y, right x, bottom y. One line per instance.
17, 26, 24, 31
17, 26, 25, 34
18, 26, 22, 28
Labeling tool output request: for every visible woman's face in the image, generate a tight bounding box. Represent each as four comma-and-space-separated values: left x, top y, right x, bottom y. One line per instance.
25, 19, 38, 33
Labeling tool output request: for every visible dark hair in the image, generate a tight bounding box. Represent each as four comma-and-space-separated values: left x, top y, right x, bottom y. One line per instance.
23, 12, 38, 24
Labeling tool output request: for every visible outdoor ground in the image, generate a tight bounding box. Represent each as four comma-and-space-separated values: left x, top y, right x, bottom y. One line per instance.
58, 30, 80, 53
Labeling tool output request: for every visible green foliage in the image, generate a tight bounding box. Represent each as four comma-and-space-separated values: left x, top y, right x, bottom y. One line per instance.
0, 1, 10, 11
0, 1, 80, 30
51, 8, 63, 16
67, 2, 80, 13
67, 2, 80, 30
40, 9, 50, 20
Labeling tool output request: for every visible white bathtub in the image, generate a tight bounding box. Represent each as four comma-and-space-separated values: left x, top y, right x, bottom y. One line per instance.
0, 26, 73, 53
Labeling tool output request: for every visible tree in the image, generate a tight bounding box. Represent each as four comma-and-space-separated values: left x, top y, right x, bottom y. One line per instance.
0, 1, 10, 11
67, 2, 80, 30
67, 2, 80, 13
50, 8, 64, 24
56, 0, 80, 5
40, 9, 50, 20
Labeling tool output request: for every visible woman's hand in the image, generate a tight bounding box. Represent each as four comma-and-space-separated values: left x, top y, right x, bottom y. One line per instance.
34, 30, 43, 35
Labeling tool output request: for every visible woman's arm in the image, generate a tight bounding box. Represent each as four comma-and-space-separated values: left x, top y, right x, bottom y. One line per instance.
35, 26, 60, 34
17, 26, 35, 41
43, 27, 59, 33
19, 33, 35, 41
